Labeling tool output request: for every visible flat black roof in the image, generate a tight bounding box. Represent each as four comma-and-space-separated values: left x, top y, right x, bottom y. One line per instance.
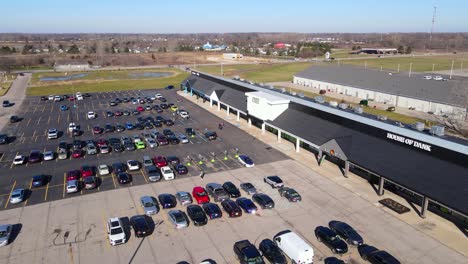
294, 64, 468, 107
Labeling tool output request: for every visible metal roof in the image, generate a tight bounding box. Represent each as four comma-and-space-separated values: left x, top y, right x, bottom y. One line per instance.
294, 64, 468, 107
245, 91, 290, 104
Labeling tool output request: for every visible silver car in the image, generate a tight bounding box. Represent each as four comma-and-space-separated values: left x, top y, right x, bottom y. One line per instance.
10, 189, 26, 204
240, 183, 257, 195
178, 134, 189, 144
147, 138, 158, 148
168, 210, 188, 229
206, 183, 230, 202
176, 191, 193, 206
86, 144, 97, 155
0, 224, 12, 247
58, 149, 67, 160
140, 196, 159, 215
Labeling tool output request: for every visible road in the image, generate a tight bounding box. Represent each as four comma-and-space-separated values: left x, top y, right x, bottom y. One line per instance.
0, 73, 30, 132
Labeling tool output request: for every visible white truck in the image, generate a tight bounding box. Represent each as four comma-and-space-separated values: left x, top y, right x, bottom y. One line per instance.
273, 230, 314, 264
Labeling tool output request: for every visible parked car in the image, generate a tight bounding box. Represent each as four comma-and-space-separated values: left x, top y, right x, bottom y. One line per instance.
28, 150, 42, 164
130, 215, 151, 237
192, 186, 210, 204
158, 193, 177, 209
238, 155, 255, 167
10, 189, 26, 204
67, 170, 81, 181
98, 164, 110, 176
32, 174, 47, 187
47, 128, 58, 139
86, 143, 97, 155
146, 165, 161, 182
185, 127, 196, 137
117, 172, 131, 184
153, 156, 168, 167
87, 111, 96, 119
13, 155, 26, 165
161, 166, 175, 180
222, 181, 241, 198
58, 149, 68, 160
174, 164, 188, 175
252, 193, 275, 209
112, 162, 126, 173
0, 134, 9, 144
233, 240, 265, 264
264, 175, 283, 188
140, 196, 159, 215
81, 165, 94, 177
206, 183, 230, 202
0, 224, 12, 247
83, 176, 98, 189
9, 115, 20, 123
259, 239, 287, 264
71, 149, 83, 158
236, 197, 258, 214
107, 217, 126, 246
168, 210, 188, 229
66, 180, 79, 193
240, 182, 257, 195
358, 244, 400, 264
176, 191, 193, 206
314, 226, 348, 254
278, 187, 302, 202
126, 160, 140, 171
328, 221, 363, 246
186, 205, 208, 226
221, 200, 242, 217
204, 131, 217, 140
324, 257, 345, 264
202, 203, 222, 219
274, 230, 314, 264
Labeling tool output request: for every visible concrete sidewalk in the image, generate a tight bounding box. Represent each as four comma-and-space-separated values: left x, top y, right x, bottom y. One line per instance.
0, 73, 30, 132
178, 90, 468, 258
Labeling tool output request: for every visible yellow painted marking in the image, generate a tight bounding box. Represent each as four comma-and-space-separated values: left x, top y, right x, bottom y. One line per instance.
44, 182, 49, 201
140, 169, 148, 184
24, 180, 33, 206
62, 173, 66, 198
4, 181, 16, 209
111, 173, 117, 188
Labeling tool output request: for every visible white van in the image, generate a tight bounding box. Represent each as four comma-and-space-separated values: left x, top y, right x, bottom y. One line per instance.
76, 92, 83, 100
273, 230, 314, 264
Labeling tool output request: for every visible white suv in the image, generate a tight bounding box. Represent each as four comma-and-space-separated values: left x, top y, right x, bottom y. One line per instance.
47, 128, 58, 139
87, 111, 96, 119
179, 111, 190, 119
107, 217, 126, 246
161, 166, 175, 180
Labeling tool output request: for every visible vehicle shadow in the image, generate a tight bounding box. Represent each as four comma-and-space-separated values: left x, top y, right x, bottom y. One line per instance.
120, 217, 132, 240
9, 223, 23, 244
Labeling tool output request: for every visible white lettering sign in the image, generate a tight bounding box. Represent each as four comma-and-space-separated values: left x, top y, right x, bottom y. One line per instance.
386, 132, 432, 152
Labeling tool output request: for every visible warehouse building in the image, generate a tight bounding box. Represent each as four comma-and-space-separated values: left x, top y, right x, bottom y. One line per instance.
182, 71, 468, 221
293, 65, 468, 120
54, 60, 91, 71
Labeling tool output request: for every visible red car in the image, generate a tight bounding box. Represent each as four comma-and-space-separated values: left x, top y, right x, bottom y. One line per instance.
72, 149, 83, 158
69, 97, 75, 101
81, 165, 94, 177
153, 156, 167, 167
136, 106, 145, 112
96, 139, 108, 147
67, 170, 81, 181
93, 126, 103, 134
192, 186, 210, 204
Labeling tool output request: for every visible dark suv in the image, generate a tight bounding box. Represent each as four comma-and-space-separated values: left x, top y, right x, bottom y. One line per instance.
223, 181, 241, 198
315, 226, 348, 254
221, 200, 242, 217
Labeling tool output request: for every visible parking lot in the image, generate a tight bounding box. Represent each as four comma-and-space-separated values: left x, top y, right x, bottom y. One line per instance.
0, 89, 287, 211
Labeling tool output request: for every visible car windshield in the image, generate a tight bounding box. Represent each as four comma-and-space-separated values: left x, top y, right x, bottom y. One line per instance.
144, 202, 154, 207
174, 213, 185, 222
290, 192, 300, 197
0, 231, 7, 237
110, 227, 123, 235
244, 183, 253, 188
12, 193, 21, 198
214, 189, 225, 195
247, 256, 263, 264
197, 191, 206, 196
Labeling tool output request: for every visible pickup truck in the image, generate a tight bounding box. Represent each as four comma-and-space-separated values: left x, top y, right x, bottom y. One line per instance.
233, 240, 265, 264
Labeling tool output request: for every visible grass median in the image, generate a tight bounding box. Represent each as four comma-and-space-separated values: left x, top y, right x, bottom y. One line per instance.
27, 70, 189, 96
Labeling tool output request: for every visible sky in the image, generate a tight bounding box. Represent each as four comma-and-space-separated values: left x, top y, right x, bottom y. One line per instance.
1, 0, 467, 33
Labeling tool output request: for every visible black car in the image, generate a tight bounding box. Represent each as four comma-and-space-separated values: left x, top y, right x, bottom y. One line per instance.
252, 193, 275, 209
236, 197, 258, 214
314, 226, 348, 254
167, 135, 179, 144
32, 174, 48, 187
123, 98, 129, 103
125, 143, 136, 151
84, 93, 91, 97
10, 116, 20, 123
160, 97, 167, 102
105, 124, 115, 133
160, 103, 169, 109
329, 220, 363, 246
72, 129, 81, 137
153, 120, 162, 127
106, 111, 114, 117
156, 116, 164, 122
278, 187, 302, 202
164, 119, 174, 126
58, 141, 69, 150
163, 129, 174, 136
165, 85, 175, 90
115, 98, 122, 103
0, 134, 9, 144
186, 205, 208, 226
185, 128, 196, 137
158, 193, 177, 209
130, 215, 152, 237
202, 203, 222, 219
223, 181, 241, 198
174, 164, 188, 174
117, 172, 131, 184
221, 200, 242, 217
112, 162, 126, 173
144, 122, 153, 129
2, 100, 12, 107
204, 131, 217, 140
259, 239, 287, 264
135, 123, 144, 130
324, 257, 345, 264
358, 244, 400, 264
41, 96, 48, 101
116, 124, 125, 132
113, 143, 124, 152
72, 140, 82, 150
233, 240, 265, 264
28, 150, 42, 164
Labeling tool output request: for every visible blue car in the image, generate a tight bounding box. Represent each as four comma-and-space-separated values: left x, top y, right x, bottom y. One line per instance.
32, 174, 47, 187
60, 105, 68, 111
125, 122, 134, 130
202, 203, 222, 219
238, 155, 255, 167
236, 197, 258, 214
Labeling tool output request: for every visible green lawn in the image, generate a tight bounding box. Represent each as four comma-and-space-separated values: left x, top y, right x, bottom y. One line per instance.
197, 62, 314, 82
27, 70, 189, 96
0, 82, 12, 96
31, 68, 180, 85
335, 55, 467, 72
275, 86, 425, 124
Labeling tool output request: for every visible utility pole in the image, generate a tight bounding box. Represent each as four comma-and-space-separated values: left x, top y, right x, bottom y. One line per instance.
429, 6, 437, 49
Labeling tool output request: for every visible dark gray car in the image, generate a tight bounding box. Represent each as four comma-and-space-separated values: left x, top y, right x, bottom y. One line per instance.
206, 183, 230, 202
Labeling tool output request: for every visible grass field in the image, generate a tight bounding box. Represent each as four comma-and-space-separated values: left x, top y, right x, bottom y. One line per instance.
276, 86, 424, 124
0, 82, 12, 96
196, 62, 313, 82
27, 69, 189, 96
